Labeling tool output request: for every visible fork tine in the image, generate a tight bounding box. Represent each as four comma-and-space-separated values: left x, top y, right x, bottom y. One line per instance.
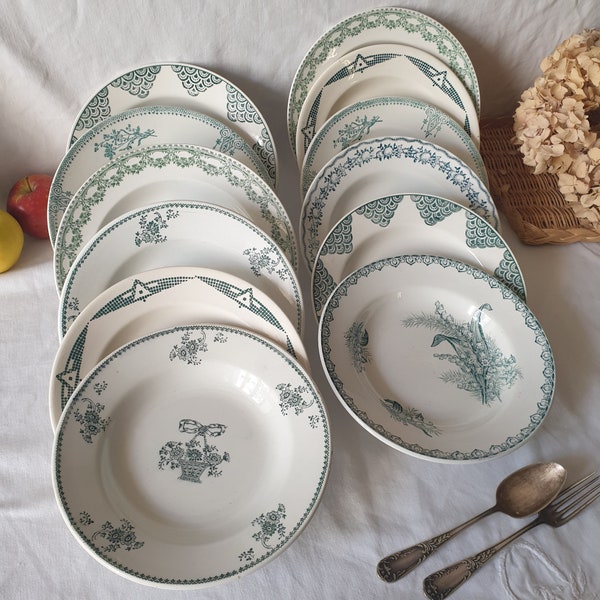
552, 471, 599, 510
558, 478, 600, 520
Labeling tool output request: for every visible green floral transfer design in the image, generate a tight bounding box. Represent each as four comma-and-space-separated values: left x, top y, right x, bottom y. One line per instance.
159, 418, 230, 483
134, 208, 179, 246
333, 114, 382, 149
381, 399, 441, 437
93, 124, 156, 159
276, 383, 313, 416
403, 301, 522, 405
90, 519, 145, 553
73, 397, 110, 444
169, 331, 208, 365
320, 214, 353, 255
344, 321, 370, 373
251, 504, 287, 549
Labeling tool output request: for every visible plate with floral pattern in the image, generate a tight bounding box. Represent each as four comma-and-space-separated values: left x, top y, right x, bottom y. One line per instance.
68, 63, 278, 186
311, 194, 525, 320
318, 255, 554, 463
288, 7, 480, 155
301, 96, 488, 198
50, 266, 309, 429
52, 324, 330, 588
300, 136, 498, 271
59, 201, 304, 338
49, 105, 273, 245
295, 43, 480, 166
53, 143, 297, 292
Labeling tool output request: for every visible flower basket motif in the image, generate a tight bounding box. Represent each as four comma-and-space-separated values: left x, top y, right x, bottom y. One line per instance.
158, 418, 230, 484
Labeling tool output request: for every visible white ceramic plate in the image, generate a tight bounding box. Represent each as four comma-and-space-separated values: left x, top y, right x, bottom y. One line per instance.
295, 43, 480, 165
53, 143, 297, 292
311, 194, 526, 320
301, 136, 498, 271
288, 7, 480, 154
50, 266, 309, 429
53, 325, 330, 588
319, 255, 554, 463
49, 106, 273, 245
301, 96, 488, 198
69, 63, 278, 185
59, 201, 304, 337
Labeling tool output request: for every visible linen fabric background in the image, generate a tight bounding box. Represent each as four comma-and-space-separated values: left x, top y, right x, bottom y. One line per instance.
1, 2, 599, 599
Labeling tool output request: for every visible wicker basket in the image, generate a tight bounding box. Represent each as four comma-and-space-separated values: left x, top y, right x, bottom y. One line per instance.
479, 116, 600, 244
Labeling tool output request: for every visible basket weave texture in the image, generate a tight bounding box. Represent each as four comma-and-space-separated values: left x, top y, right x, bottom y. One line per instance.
480, 116, 600, 244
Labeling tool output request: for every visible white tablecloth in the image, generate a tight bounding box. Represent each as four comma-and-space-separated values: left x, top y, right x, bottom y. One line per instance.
2, 2, 599, 599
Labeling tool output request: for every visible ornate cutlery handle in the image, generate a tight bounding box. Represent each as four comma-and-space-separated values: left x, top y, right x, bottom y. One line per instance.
422, 520, 539, 599
377, 507, 496, 582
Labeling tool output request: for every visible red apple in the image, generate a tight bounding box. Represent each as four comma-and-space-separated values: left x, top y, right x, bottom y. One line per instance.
6, 173, 53, 239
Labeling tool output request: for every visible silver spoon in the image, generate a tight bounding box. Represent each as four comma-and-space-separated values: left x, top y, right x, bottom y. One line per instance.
376, 462, 567, 582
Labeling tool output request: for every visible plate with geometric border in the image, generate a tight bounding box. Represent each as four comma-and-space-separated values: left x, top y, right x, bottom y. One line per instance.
311, 194, 525, 320
68, 62, 278, 186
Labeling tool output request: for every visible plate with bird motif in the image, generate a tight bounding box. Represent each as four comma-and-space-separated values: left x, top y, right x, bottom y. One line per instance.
311, 194, 525, 320
288, 6, 480, 155
59, 201, 304, 338
300, 136, 498, 271
318, 254, 554, 463
53, 143, 297, 293
301, 96, 488, 199
295, 43, 479, 166
68, 63, 277, 186
49, 105, 273, 245
52, 324, 330, 588
50, 266, 309, 430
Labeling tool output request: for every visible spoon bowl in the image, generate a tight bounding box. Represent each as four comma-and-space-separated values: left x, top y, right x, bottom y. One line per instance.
377, 461, 567, 582
497, 462, 567, 517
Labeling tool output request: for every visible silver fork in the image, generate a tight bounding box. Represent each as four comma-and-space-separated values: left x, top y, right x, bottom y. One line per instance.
422, 471, 600, 600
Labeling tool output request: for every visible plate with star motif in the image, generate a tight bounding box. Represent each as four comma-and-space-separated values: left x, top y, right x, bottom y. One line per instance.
59, 201, 304, 338
295, 43, 479, 166
50, 266, 309, 429
288, 6, 480, 155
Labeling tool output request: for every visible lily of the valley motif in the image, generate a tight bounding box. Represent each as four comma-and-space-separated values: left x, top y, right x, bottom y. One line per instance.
403, 301, 522, 405
344, 301, 522, 435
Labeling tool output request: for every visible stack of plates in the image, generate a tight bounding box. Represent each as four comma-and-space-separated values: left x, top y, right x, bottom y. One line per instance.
288, 9, 555, 463
49, 63, 330, 588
